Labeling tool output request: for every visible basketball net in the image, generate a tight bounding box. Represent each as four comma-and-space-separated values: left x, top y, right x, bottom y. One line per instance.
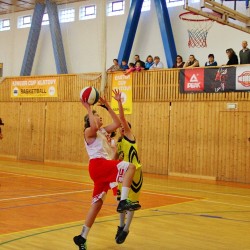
179, 12, 214, 48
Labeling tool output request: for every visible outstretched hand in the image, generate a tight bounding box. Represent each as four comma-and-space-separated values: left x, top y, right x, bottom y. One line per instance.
112, 89, 122, 102
80, 98, 91, 110
98, 96, 109, 110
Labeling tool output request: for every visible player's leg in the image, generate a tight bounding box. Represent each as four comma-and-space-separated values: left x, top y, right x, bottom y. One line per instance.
73, 199, 103, 250
115, 183, 126, 239
116, 168, 143, 243
116, 211, 134, 244
115, 212, 126, 239
116, 162, 141, 213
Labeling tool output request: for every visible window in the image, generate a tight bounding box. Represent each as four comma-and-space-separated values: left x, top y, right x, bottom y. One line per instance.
59, 8, 75, 23
0, 19, 10, 31
166, 0, 184, 7
107, 0, 125, 16
79, 5, 97, 20
17, 15, 32, 28
129, 0, 151, 12
142, 0, 151, 12
42, 13, 49, 25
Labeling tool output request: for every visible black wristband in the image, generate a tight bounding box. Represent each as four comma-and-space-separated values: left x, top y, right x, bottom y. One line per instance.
99, 104, 108, 110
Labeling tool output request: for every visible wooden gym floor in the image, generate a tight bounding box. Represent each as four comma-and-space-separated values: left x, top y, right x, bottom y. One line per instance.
0, 157, 250, 250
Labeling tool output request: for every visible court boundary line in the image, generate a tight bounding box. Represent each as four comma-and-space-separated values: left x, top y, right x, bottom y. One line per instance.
145, 183, 250, 199
2, 171, 250, 208
1, 205, 250, 246
0, 189, 92, 202
0, 170, 92, 186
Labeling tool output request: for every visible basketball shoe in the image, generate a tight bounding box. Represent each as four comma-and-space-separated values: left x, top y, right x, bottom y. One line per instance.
116, 230, 129, 244
115, 225, 124, 239
117, 199, 141, 213
73, 235, 87, 250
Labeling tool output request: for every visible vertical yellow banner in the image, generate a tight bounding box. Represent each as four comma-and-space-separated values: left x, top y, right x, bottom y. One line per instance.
111, 72, 132, 114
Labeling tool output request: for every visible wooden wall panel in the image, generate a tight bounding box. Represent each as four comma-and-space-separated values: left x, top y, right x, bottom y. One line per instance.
45, 102, 87, 164
18, 103, 45, 161
0, 102, 19, 157
169, 102, 223, 179
218, 109, 250, 183
168, 101, 250, 182
0, 71, 249, 183
123, 102, 170, 174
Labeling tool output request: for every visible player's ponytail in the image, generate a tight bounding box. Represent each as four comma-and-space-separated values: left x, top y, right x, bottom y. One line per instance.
84, 110, 97, 129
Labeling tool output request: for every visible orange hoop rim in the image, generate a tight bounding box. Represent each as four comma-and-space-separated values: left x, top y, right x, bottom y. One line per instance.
179, 11, 213, 22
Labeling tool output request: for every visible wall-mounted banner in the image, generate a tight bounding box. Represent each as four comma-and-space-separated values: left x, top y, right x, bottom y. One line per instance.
111, 72, 132, 114
11, 78, 58, 98
236, 66, 250, 90
179, 65, 250, 93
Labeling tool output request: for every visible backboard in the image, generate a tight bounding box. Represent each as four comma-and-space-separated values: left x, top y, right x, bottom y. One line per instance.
184, 0, 250, 34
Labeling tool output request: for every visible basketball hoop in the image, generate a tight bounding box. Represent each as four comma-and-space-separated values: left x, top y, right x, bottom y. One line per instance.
179, 12, 214, 48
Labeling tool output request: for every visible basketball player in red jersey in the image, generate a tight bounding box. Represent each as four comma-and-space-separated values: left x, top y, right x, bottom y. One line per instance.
73, 94, 140, 250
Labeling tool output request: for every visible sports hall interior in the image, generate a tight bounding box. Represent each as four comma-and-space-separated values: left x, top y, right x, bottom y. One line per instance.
0, 0, 250, 249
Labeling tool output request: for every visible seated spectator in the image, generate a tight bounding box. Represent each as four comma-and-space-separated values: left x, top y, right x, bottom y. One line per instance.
134, 55, 145, 68
120, 59, 129, 71
150, 56, 164, 69
226, 48, 238, 65
173, 55, 185, 68
135, 61, 144, 72
107, 59, 121, 72
183, 55, 199, 68
124, 63, 135, 75
205, 54, 217, 67
145, 55, 154, 70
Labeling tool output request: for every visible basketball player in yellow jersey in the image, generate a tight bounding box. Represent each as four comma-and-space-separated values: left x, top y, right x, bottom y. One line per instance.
113, 89, 143, 244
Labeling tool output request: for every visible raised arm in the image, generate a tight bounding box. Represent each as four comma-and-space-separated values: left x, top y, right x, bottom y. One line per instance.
81, 99, 98, 141
99, 96, 120, 133
112, 89, 134, 140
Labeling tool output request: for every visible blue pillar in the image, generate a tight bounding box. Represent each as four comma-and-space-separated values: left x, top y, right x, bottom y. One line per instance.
154, 0, 177, 68
117, 0, 144, 64
46, 0, 68, 74
20, 3, 45, 76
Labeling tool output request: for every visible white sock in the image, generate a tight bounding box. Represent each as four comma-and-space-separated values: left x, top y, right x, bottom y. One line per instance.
81, 225, 90, 239
124, 211, 134, 232
121, 187, 130, 200
119, 212, 126, 227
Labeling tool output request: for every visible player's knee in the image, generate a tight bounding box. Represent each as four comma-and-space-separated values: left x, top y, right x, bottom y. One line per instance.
93, 199, 103, 210
128, 163, 136, 172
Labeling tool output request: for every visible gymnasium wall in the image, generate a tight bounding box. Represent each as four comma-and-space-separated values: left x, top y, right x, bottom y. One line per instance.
0, 70, 249, 183
0, 0, 249, 76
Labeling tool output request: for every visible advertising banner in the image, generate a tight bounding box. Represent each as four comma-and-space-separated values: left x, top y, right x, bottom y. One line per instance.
180, 66, 249, 93
11, 78, 58, 98
236, 66, 250, 91
111, 72, 132, 114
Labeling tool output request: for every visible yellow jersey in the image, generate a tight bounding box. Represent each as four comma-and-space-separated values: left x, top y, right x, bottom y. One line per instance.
117, 135, 142, 170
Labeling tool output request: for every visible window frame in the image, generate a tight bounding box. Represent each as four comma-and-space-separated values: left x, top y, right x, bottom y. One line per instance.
17, 15, 32, 29
107, 0, 125, 16
79, 4, 97, 20
59, 8, 75, 23
166, 0, 184, 7
141, 0, 151, 12
0, 18, 10, 31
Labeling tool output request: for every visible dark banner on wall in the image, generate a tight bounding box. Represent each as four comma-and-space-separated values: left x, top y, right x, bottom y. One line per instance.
179, 66, 250, 93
